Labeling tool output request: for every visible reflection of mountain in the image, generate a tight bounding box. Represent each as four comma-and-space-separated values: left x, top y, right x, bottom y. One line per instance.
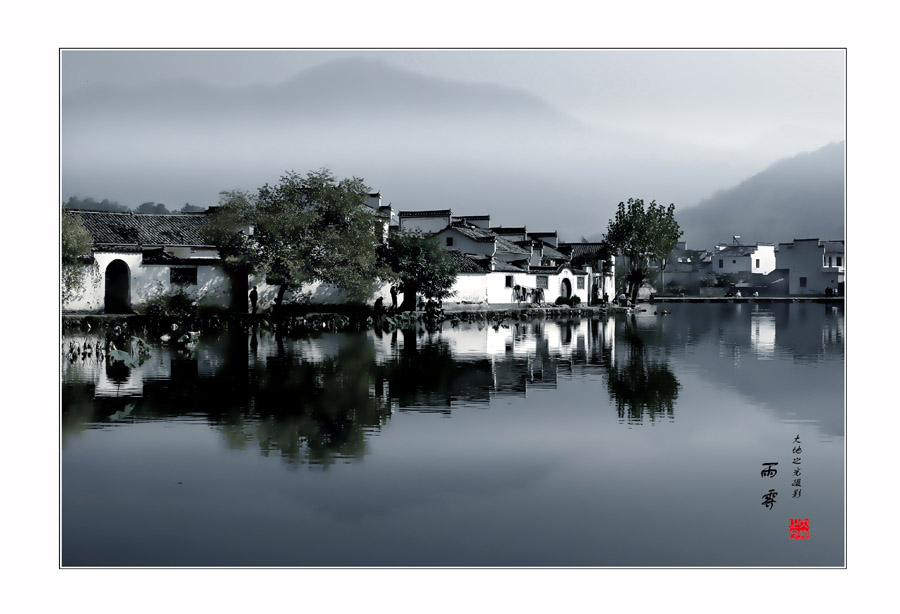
630, 302, 844, 436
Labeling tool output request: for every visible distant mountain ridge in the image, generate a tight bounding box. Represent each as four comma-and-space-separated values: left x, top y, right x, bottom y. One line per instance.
63, 57, 581, 129
676, 142, 845, 249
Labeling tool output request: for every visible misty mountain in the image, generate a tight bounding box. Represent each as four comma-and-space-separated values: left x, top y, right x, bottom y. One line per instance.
62, 57, 827, 241
675, 142, 845, 250
63, 57, 581, 130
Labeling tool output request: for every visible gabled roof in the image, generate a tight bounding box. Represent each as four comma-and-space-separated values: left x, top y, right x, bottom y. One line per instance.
448, 223, 496, 243
716, 245, 758, 257
444, 250, 489, 273
494, 235, 530, 255
540, 244, 567, 261
558, 242, 608, 260
67, 210, 212, 247
447, 222, 532, 255
491, 259, 526, 273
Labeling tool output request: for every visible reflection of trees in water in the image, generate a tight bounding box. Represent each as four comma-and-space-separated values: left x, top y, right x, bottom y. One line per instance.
602, 319, 679, 424
245, 333, 392, 465
62, 317, 683, 460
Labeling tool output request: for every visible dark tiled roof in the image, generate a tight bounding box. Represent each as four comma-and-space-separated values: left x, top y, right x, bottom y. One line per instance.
494, 235, 530, 255
491, 260, 526, 273
822, 240, 845, 253
444, 250, 488, 273
68, 210, 212, 247
530, 263, 588, 275
716, 245, 758, 257
541, 245, 567, 261
452, 215, 490, 222
399, 209, 452, 217
558, 242, 608, 259
491, 226, 527, 234
140, 248, 220, 265
528, 231, 557, 239
450, 223, 496, 243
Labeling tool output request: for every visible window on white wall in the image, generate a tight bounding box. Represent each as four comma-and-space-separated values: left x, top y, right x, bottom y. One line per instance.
170, 267, 197, 285
719, 259, 723, 268
505, 275, 513, 288
577, 276, 585, 289
755, 259, 760, 268
799, 277, 807, 288
536, 276, 548, 289
446, 237, 454, 247
837, 256, 842, 267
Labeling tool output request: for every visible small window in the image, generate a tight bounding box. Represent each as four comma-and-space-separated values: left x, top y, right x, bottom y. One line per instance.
837, 256, 842, 267
505, 275, 513, 288
718, 259, 723, 268
536, 275, 549, 289
755, 259, 760, 268
799, 276, 807, 288
170, 267, 197, 285
446, 237, 454, 247
732, 260, 736, 264
577, 276, 585, 289
828, 256, 833, 267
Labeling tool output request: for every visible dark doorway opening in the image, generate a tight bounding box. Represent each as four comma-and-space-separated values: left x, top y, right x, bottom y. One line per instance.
230, 269, 250, 312
104, 260, 131, 313
560, 278, 572, 299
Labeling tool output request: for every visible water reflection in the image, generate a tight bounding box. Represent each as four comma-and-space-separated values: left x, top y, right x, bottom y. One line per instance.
62, 303, 844, 463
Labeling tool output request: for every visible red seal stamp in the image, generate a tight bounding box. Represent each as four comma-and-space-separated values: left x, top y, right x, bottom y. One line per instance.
789, 518, 810, 540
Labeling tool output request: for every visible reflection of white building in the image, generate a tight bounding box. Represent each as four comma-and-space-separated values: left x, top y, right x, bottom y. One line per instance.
750, 311, 776, 360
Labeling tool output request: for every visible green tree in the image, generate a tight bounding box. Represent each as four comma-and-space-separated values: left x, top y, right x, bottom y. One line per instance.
377, 231, 460, 310
137, 201, 170, 214
206, 169, 385, 306
605, 198, 682, 304
61, 211, 94, 303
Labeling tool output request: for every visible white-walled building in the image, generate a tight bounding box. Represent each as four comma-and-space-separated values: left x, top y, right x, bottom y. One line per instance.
776, 238, 845, 295
63, 210, 234, 313
712, 242, 777, 275
398, 209, 453, 234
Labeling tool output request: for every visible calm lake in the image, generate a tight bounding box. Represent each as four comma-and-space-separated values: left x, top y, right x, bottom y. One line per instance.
61, 303, 845, 566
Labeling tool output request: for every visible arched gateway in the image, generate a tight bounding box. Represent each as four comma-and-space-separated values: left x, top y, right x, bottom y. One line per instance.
104, 260, 131, 313
560, 278, 572, 299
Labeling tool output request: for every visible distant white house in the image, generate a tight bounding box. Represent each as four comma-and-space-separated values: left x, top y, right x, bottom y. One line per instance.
712, 242, 777, 275
776, 238, 844, 295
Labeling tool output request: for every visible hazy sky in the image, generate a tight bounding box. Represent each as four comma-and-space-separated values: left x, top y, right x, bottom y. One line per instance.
61, 49, 845, 240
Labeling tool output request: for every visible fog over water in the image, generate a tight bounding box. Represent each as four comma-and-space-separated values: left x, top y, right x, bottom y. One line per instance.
61, 50, 845, 243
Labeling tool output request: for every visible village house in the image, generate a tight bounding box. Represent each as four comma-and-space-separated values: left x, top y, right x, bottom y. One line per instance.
776, 238, 845, 295
64, 197, 613, 314
712, 241, 777, 275
63, 209, 236, 314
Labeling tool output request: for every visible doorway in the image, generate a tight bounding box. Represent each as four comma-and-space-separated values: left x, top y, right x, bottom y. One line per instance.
104, 260, 131, 313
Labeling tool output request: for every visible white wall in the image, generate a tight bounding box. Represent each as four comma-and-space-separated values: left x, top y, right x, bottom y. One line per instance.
448, 274, 488, 304
399, 215, 451, 235
250, 277, 401, 309
62, 251, 232, 312
777, 240, 838, 295
751, 245, 776, 274
434, 228, 495, 257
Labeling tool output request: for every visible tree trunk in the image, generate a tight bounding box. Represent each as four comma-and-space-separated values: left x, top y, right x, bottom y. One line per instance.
400, 284, 418, 311
630, 272, 643, 305
273, 284, 288, 317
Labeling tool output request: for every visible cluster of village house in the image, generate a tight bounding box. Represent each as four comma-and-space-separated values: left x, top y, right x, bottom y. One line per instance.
661, 237, 844, 298
62, 193, 844, 314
